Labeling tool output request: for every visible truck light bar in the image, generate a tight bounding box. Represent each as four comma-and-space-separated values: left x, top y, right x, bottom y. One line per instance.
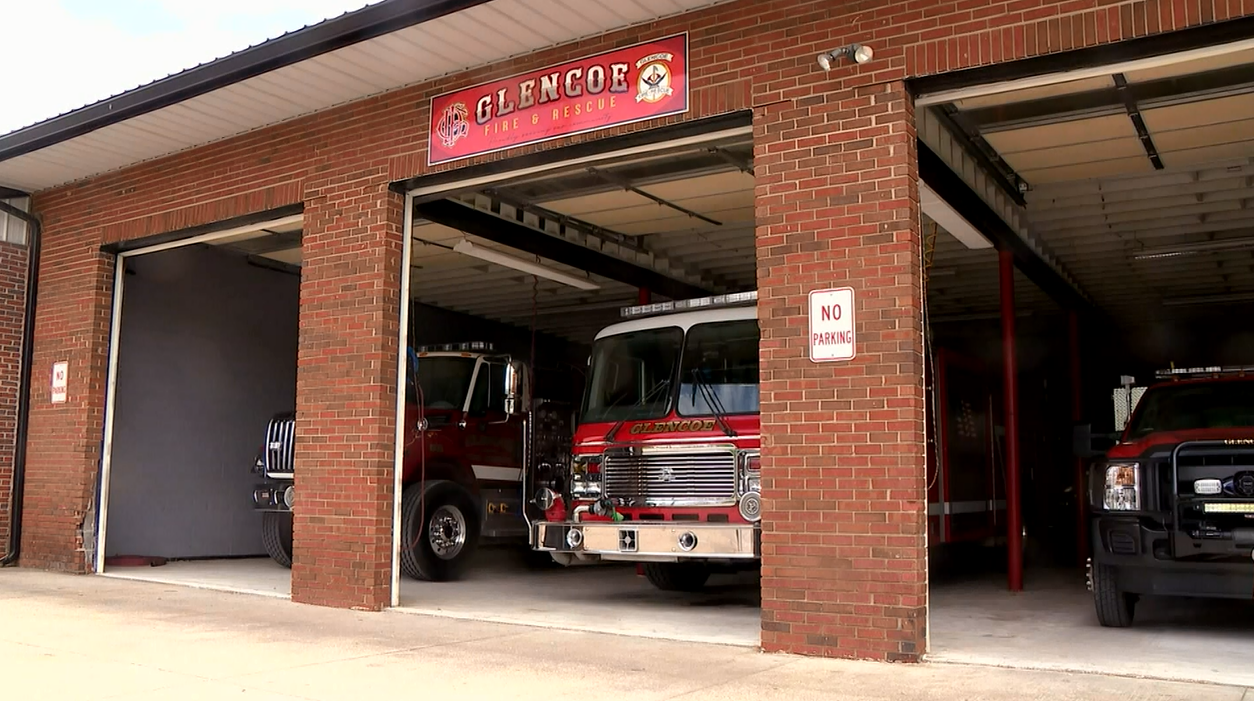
1154, 365, 1254, 380
414, 341, 495, 353
620, 291, 757, 318
1203, 502, 1254, 514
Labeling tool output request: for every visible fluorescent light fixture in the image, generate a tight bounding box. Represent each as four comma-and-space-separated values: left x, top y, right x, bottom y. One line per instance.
1162, 291, 1254, 307
919, 182, 994, 250
452, 239, 599, 291
1132, 235, 1254, 260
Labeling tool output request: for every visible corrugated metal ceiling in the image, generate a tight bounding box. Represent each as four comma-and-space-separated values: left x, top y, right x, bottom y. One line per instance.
933, 44, 1254, 323
0, 0, 733, 193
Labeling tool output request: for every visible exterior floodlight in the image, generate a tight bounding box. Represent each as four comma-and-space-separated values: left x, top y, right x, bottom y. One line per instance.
817, 43, 873, 70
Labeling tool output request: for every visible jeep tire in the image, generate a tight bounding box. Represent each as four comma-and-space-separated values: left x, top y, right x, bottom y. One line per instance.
1092, 562, 1136, 627
643, 562, 710, 592
400, 481, 481, 582
261, 511, 293, 569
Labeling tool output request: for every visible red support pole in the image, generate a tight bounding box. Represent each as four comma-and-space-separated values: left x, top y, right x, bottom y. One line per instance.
1000, 249, 1023, 592
638, 288, 651, 305
1070, 310, 1088, 565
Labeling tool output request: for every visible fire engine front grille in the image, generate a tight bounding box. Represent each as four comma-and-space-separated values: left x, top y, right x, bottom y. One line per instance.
602, 447, 737, 506
264, 416, 295, 476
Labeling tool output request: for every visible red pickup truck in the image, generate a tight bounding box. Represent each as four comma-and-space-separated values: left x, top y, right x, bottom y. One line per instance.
1086, 365, 1254, 626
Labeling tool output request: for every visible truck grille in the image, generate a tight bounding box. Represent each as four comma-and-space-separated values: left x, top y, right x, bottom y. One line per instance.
264, 416, 295, 476
602, 446, 737, 506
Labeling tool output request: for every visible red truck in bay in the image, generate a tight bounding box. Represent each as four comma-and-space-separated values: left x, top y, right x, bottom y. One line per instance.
528, 291, 1011, 592
251, 342, 571, 581
1084, 365, 1254, 627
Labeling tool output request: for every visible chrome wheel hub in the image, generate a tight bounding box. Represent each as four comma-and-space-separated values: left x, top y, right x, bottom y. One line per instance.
428, 504, 466, 560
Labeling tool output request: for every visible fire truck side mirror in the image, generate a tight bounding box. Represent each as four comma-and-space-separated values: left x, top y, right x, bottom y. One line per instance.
504, 359, 528, 415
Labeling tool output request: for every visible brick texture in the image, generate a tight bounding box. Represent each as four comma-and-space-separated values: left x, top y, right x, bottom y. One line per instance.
755, 84, 925, 661
15, 0, 1252, 656
0, 241, 28, 561
290, 180, 403, 610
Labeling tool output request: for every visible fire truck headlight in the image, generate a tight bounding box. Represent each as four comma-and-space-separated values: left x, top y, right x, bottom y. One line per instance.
1103, 463, 1141, 511
739, 451, 761, 495
570, 454, 602, 498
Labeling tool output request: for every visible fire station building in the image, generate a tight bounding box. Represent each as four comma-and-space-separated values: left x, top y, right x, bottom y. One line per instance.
2, 0, 1253, 670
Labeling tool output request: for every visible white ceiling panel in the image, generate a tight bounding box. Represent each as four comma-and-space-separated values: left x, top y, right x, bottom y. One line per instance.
0, 0, 735, 192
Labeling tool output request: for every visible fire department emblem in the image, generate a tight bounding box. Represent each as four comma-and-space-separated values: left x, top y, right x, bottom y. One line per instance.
436, 101, 470, 149
660, 465, 675, 482
635, 52, 675, 104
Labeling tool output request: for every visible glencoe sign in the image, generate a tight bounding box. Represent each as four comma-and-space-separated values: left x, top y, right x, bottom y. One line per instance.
428, 33, 689, 165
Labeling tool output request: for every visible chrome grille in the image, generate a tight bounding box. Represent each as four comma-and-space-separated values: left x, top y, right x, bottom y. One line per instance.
602, 447, 737, 506
263, 416, 295, 476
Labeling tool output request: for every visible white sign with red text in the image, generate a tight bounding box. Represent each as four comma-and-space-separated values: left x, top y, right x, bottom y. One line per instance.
51, 361, 67, 403
808, 287, 856, 362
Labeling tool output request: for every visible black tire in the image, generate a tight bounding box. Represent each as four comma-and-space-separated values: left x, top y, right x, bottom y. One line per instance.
1092, 563, 1136, 627
643, 562, 710, 592
399, 481, 481, 582
261, 511, 293, 569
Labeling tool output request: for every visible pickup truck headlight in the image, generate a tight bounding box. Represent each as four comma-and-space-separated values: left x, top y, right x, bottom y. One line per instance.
570, 454, 602, 499
1103, 463, 1141, 511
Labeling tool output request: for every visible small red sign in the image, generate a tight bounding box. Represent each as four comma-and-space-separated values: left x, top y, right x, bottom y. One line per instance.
428, 33, 689, 166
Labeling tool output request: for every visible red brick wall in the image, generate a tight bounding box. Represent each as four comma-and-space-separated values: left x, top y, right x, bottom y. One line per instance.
290, 178, 403, 611
16, 0, 1252, 653
755, 83, 925, 661
0, 241, 27, 560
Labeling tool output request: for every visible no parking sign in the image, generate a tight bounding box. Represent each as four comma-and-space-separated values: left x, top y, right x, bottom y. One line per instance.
808, 288, 856, 362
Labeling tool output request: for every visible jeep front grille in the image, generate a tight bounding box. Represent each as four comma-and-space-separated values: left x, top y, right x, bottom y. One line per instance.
264, 417, 295, 476
602, 446, 737, 506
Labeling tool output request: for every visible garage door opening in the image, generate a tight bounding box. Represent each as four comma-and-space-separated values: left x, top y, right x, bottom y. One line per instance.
389, 122, 762, 646
914, 39, 1254, 685
95, 214, 303, 599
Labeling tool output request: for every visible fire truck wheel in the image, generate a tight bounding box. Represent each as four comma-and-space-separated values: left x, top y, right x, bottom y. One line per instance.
1091, 563, 1136, 627
643, 562, 710, 592
400, 482, 481, 582
261, 511, 293, 569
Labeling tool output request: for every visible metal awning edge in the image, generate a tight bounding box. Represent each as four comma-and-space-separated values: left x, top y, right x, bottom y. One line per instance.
0, 0, 490, 165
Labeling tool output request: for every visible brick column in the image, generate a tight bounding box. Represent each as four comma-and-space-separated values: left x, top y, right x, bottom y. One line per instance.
0, 241, 28, 560
755, 81, 928, 662
291, 174, 403, 610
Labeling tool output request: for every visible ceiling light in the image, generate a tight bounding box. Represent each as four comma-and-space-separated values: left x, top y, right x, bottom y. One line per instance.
919, 182, 993, 250
817, 43, 873, 71
1132, 235, 1254, 260
452, 239, 600, 291
1162, 291, 1254, 307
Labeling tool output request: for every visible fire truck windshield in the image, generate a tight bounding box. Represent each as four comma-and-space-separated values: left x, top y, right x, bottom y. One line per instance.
677, 320, 760, 417
581, 327, 683, 423
580, 319, 760, 424
1126, 379, 1254, 438
411, 356, 478, 410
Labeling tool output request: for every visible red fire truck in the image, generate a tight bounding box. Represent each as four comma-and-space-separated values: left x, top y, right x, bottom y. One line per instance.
528, 292, 1010, 591
252, 342, 571, 581
529, 292, 762, 592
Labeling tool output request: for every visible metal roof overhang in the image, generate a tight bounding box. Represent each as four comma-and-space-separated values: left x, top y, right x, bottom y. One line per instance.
0, 0, 734, 194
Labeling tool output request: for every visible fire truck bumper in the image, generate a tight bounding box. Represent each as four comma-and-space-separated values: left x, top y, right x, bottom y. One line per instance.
531, 521, 759, 561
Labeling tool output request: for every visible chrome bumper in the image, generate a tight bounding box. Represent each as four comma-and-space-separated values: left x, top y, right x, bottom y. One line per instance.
531, 520, 759, 561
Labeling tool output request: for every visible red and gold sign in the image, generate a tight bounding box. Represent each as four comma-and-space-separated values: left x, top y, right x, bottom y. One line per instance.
428, 33, 689, 165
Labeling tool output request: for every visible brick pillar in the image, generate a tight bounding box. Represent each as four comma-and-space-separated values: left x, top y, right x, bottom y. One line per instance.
755, 81, 927, 662
291, 175, 403, 610
0, 241, 28, 560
